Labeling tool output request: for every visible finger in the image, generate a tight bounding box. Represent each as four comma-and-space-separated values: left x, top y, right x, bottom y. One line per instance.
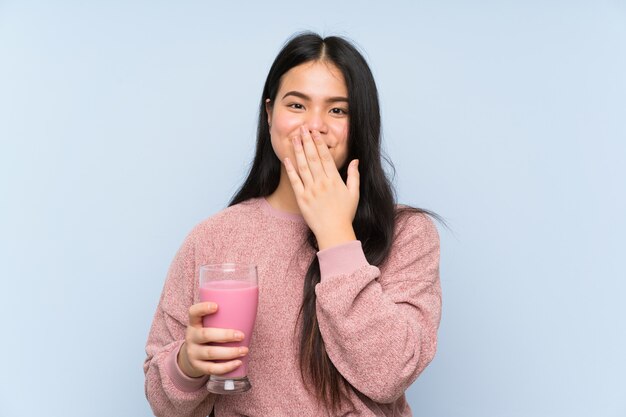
292, 134, 314, 188
191, 327, 245, 344
300, 125, 325, 181
199, 345, 249, 361
347, 159, 360, 198
284, 157, 305, 196
188, 302, 217, 328
203, 359, 243, 376
311, 130, 341, 180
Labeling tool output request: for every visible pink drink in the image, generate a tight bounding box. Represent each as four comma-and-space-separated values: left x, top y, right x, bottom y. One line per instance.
200, 280, 259, 378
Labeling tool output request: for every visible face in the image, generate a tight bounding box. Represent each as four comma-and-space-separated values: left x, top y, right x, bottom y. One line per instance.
265, 60, 350, 173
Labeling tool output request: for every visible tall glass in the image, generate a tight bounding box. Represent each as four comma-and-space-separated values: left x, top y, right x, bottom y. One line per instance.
199, 263, 259, 394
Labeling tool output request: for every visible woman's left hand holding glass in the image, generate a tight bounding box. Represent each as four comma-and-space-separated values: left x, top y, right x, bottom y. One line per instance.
284, 124, 360, 250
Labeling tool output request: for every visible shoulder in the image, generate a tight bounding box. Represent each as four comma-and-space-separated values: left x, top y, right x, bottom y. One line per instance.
184, 197, 261, 243
372, 204, 441, 285
393, 204, 440, 247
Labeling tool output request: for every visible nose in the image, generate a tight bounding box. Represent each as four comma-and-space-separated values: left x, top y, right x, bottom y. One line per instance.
304, 109, 327, 134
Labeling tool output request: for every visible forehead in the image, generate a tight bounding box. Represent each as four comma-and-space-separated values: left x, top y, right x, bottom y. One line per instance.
278, 61, 347, 96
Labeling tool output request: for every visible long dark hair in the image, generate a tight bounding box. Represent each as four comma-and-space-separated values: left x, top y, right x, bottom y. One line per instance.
228, 32, 446, 411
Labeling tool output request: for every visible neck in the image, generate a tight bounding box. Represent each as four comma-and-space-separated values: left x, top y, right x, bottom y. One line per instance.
266, 164, 301, 214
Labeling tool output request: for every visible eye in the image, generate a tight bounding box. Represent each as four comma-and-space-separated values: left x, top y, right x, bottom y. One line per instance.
331, 108, 349, 115
288, 103, 304, 110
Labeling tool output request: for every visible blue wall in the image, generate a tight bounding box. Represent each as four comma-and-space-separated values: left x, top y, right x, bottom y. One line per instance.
1, 1, 624, 416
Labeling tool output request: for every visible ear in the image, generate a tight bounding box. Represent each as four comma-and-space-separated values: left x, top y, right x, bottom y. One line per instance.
265, 98, 272, 126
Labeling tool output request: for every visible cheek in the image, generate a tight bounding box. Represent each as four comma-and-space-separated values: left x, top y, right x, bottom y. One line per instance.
270, 115, 300, 162
333, 123, 350, 164
272, 109, 301, 137
270, 134, 290, 163
339, 124, 349, 143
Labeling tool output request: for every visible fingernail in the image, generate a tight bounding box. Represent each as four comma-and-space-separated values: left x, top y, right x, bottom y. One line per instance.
239, 347, 248, 355
234, 331, 244, 340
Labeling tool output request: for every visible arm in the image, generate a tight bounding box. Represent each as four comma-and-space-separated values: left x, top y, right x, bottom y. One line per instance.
143, 228, 216, 417
314, 212, 442, 404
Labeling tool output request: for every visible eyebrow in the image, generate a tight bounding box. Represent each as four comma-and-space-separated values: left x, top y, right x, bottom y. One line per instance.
282, 91, 349, 104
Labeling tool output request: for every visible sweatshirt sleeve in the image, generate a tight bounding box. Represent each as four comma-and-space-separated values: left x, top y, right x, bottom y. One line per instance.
314, 212, 442, 404
143, 226, 217, 417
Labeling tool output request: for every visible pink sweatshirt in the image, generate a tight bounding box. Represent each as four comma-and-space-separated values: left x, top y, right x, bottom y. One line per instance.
144, 196, 441, 417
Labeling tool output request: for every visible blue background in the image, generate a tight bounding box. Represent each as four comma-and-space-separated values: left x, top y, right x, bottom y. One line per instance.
1, 1, 624, 416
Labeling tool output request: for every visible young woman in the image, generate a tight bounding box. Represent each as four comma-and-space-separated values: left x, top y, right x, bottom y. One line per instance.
144, 32, 443, 417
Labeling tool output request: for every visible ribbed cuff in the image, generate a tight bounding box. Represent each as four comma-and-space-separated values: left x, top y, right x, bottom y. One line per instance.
316, 240, 369, 281
165, 342, 210, 392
